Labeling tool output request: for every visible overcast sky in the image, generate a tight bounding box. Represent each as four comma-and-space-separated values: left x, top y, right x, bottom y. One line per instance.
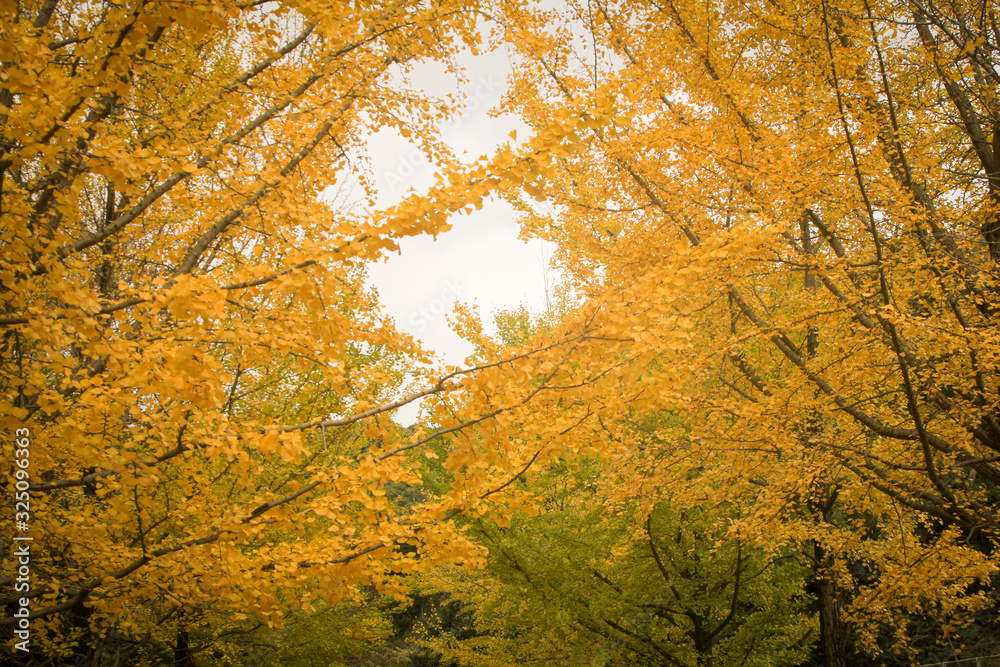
357, 36, 555, 423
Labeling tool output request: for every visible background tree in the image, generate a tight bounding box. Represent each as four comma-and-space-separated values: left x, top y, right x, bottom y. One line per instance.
423, 458, 817, 667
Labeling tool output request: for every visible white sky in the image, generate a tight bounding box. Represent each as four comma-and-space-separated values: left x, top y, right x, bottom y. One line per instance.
359, 38, 555, 423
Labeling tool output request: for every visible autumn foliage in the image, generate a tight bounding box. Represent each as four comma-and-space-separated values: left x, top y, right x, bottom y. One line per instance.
3, 0, 1000, 664
0, 0, 502, 660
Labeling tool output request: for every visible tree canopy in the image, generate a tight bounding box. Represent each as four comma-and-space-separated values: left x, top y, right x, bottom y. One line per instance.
3, 0, 1000, 664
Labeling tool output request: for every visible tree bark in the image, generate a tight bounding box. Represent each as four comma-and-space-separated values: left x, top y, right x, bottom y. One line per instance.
814, 543, 847, 667
174, 626, 193, 667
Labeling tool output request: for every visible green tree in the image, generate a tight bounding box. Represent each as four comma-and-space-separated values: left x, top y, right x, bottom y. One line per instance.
424, 460, 817, 667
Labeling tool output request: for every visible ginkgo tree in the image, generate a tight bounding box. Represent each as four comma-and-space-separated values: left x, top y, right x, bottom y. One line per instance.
423, 452, 817, 667
0, 0, 600, 663
454, 0, 1000, 660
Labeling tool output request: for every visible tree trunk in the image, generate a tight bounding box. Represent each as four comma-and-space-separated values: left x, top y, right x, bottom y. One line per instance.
814, 544, 847, 667
174, 626, 193, 667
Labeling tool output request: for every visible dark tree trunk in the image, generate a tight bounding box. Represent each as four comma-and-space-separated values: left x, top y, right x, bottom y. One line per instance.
174, 627, 193, 667
814, 543, 847, 667
71, 595, 95, 667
